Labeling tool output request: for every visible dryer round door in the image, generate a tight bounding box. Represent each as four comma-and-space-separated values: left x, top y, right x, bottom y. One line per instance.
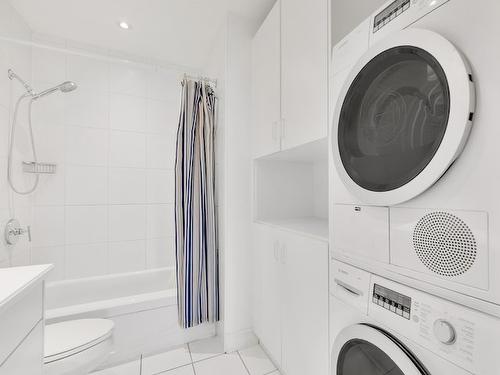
332, 28, 475, 206
332, 324, 429, 375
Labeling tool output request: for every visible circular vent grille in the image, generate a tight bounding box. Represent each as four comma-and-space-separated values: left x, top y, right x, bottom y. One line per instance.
413, 212, 477, 277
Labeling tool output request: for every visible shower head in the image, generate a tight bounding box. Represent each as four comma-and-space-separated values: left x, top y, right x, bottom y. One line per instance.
33, 81, 77, 100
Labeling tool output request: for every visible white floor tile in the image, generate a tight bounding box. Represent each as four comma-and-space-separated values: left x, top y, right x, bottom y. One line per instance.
194, 352, 248, 375
91, 359, 140, 374
188, 336, 224, 362
142, 345, 192, 375
163, 364, 195, 374
239, 345, 276, 375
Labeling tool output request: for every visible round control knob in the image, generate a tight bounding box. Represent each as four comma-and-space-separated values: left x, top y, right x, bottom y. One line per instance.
433, 319, 456, 345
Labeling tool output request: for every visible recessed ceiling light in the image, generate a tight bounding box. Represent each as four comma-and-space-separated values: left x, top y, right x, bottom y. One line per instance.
118, 21, 131, 30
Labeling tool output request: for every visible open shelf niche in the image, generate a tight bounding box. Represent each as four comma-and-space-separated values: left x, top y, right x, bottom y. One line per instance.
253, 138, 329, 241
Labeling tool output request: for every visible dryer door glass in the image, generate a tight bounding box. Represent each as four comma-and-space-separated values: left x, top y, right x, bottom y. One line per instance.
338, 46, 450, 192
337, 338, 405, 375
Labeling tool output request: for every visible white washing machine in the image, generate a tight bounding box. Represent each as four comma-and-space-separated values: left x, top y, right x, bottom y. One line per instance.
330, 260, 500, 375
328, 0, 500, 313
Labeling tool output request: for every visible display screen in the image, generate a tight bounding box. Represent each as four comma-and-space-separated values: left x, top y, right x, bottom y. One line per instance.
373, 0, 410, 32
372, 284, 411, 319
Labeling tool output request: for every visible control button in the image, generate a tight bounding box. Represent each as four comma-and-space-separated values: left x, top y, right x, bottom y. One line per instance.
390, 305, 396, 313
396, 308, 403, 316
433, 319, 456, 345
403, 311, 410, 319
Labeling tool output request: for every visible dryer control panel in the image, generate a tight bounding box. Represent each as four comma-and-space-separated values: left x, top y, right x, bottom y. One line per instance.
369, 275, 499, 375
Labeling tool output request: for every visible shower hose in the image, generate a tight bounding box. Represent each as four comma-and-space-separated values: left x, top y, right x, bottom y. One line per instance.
7, 93, 39, 195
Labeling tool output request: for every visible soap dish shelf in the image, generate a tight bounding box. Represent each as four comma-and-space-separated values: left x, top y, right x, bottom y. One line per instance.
22, 161, 57, 174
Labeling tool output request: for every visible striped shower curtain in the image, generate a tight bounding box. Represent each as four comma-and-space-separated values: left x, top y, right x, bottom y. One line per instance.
174, 78, 219, 328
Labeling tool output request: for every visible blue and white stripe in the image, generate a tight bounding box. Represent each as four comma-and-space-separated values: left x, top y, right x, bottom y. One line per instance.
175, 78, 219, 328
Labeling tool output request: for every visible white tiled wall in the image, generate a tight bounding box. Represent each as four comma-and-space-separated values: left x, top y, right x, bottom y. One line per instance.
0, 0, 36, 270
0, 0, 192, 280
28, 45, 185, 281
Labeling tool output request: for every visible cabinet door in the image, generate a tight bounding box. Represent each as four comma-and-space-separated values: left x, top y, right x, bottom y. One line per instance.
281, 0, 328, 150
252, 0, 281, 158
253, 224, 282, 365
281, 232, 329, 375
0, 321, 43, 375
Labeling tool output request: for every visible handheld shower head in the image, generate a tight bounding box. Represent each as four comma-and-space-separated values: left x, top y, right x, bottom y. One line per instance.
33, 81, 78, 100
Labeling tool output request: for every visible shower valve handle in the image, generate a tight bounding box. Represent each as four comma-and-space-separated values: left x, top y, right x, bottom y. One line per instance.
4, 219, 31, 245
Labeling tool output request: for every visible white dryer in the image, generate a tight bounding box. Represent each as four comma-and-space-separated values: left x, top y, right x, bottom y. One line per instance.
330, 260, 500, 375
329, 0, 500, 312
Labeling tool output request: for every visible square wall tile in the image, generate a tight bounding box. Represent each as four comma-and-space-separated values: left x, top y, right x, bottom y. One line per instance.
34, 123, 65, 161
66, 242, 107, 279
146, 237, 175, 269
108, 168, 146, 205
109, 131, 146, 168
147, 135, 176, 169
147, 204, 174, 238
31, 87, 65, 126
65, 88, 109, 129
142, 345, 191, 375
32, 206, 65, 247
110, 93, 146, 132
66, 54, 109, 91
146, 99, 178, 135
147, 68, 182, 102
65, 205, 107, 244
65, 126, 108, 166
34, 168, 66, 207
108, 240, 146, 274
31, 245, 65, 281
109, 63, 148, 96
32, 47, 66, 85
147, 169, 174, 204
65, 165, 107, 205
108, 205, 146, 241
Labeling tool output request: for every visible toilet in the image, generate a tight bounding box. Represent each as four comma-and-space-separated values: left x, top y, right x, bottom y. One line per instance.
44, 319, 114, 375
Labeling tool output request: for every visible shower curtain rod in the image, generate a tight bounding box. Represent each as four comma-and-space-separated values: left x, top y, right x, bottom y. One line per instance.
182, 74, 217, 87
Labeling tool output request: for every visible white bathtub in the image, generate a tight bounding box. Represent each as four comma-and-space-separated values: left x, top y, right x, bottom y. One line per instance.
45, 268, 215, 368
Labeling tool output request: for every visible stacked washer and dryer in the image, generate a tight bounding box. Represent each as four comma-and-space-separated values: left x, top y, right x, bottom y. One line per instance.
329, 0, 500, 374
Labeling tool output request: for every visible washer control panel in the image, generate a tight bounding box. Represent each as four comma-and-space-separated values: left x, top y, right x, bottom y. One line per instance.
369, 275, 499, 375
372, 284, 411, 319
373, 0, 410, 33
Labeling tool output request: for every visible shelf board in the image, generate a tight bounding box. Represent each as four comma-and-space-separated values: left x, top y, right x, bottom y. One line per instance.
255, 217, 329, 242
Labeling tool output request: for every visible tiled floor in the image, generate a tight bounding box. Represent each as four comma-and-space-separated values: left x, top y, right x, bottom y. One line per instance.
93, 337, 280, 375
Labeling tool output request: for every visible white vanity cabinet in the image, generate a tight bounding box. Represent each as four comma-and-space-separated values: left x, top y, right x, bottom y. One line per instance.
253, 223, 329, 375
251, 0, 328, 158
0, 265, 52, 375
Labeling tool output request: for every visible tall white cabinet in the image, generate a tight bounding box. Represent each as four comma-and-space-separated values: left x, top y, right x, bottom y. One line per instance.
251, 0, 330, 373
251, 0, 328, 158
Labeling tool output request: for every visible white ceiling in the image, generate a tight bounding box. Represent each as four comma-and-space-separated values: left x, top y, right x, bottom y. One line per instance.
9, 0, 275, 68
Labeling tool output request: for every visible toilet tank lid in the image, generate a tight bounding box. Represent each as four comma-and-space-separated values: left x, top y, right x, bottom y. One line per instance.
44, 319, 114, 362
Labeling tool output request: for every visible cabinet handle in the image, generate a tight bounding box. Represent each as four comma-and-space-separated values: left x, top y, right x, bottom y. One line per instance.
272, 121, 278, 141
280, 118, 286, 141
280, 243, 287, 264
273, 240, 280, 261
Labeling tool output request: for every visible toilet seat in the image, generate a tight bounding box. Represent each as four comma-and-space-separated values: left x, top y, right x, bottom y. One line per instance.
44, 319, 114, 364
